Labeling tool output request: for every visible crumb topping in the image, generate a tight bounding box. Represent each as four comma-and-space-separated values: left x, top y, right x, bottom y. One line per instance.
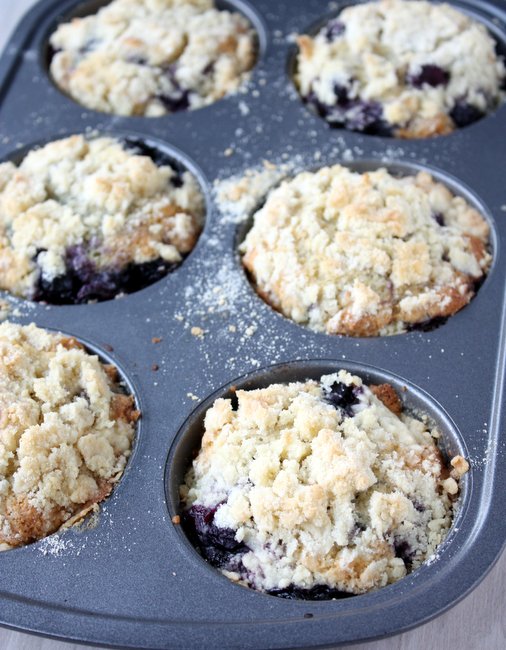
296, 0, 505, 137
49, 0, 257, 116
181, 371, 467, 595
0, 322, 137, 548
0, 135, 205, 302
241, 165, 491, 336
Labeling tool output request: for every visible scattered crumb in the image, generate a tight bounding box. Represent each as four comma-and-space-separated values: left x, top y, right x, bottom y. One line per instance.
228, 325, 237, 332
172, 515, 181, 525
238, 101, 250, 116
0, 299, 11, 321
152, 337, 162, 344
450, 455, 470, 476
187, 392, 200, 401
191, 326, 205, 338
151, 363, 159, 371
224, 147, 234, 157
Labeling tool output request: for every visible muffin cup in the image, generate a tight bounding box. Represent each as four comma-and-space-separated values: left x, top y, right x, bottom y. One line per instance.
166, 359, 471, 594
42, 0, 268, 117
237, 158, 497, 336
0, 130, 210, 304
288, 0, 506, 137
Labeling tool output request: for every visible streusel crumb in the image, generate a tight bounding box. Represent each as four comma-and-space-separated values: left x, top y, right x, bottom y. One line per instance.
181, 371, 467, 596
0, 322, 137, 549
241, 165, 490, 336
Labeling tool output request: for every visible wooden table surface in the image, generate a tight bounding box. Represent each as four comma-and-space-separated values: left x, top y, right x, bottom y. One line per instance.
0, 1, 504, 648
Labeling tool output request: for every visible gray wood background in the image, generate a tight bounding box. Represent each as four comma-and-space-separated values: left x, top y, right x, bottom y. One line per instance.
0, 1, 504, 648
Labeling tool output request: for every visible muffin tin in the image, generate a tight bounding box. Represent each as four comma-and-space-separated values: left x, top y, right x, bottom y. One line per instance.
0, 0, 505, 648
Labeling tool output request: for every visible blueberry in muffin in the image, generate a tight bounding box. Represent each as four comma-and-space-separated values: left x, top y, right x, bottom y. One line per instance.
180, 371, 468, 597
295, 0, 506, 138
49, 0, 257, 117
0, 322, 138, 549
240, 165, 491, 336
0, 135, 205, 304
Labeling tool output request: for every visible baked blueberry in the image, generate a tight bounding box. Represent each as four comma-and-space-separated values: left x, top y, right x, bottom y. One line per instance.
344, 100, 384, 133
432, 213, 446, 227
407, 65, 450, 88
450, 102, 484, 128
183, 505, 247, 570
127, 55, 148, 66
267, 585, 354, 600
78, 38, 99, 55
323, 380, 361, 416
393, 538, 415, 567
158, 90, 191, 113
333, 82, 350, 105
323, 19, 345, 43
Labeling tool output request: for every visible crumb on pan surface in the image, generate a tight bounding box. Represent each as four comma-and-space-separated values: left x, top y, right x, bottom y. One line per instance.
0, 322, 138, 549
295, 0, 506, 138
240, 165, 491, 336
0, 134, 205, 304
49, 0, 257, 117
180, 371, 468, 597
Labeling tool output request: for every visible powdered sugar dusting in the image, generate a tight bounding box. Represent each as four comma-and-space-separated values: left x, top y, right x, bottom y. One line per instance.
38, 535, 74, 557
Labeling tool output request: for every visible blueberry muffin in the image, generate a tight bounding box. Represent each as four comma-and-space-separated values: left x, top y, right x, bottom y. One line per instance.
181, 371, 468, 598
0, 135, 205, 304
296, 0, 506, 137
240, 165, 491, 336
0, 322, 138, 549
49, 0, 257, 117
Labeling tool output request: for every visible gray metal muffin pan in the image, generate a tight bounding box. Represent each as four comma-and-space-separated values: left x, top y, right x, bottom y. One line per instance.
0, 0, 505, 647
